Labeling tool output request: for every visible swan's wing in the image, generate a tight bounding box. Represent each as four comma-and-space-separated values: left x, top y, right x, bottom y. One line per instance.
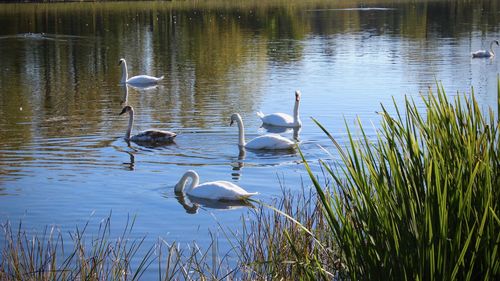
472, 50, 490, 57
132, 129, 176, 142
127, 75, 163, 85
260, 113, 294, 127
245, 134, 295, 150
189, 181, 257, 200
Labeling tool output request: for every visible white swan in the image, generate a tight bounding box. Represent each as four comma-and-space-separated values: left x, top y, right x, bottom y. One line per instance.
256, 90, 302, 127
175, 170, 258, 201
472, 40, 499, 58
119, 105, 176, 143
230, 113, 296, 150
119, 58, 164, 85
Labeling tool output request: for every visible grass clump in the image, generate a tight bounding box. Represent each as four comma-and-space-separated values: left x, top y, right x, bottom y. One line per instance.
0, 216, 237, 281
238, 186, 343, 280
301, 81, 500, 280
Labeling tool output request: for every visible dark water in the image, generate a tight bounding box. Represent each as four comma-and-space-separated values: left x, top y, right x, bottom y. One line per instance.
0, 0, 499, 275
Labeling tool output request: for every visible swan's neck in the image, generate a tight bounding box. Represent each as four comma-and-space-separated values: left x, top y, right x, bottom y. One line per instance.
235, 115, 246, 147
125, 109, 134, 140
293, 99, 301, 125
175, 171, 199, 193
120, 62, 128, 83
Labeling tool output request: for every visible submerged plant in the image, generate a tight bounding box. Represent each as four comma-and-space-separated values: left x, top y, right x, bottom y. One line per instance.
301, 80, 500, 280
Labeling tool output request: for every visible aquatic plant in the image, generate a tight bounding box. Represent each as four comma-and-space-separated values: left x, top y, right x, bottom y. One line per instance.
299, 79, 500, 280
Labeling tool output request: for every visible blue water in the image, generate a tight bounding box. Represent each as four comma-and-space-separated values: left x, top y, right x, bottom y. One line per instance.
0, 0, 499, 277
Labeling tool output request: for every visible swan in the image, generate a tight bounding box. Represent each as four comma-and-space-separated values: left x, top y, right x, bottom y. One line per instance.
256, 90, 302, 127
119, 105, 176, 143
175, 170, 258, 201
118, 58, 164, 85
230, 113, 296, 150
472, 40, 499, 58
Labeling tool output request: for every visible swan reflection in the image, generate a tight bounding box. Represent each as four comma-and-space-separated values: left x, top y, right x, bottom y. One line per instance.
231, 146, 246, 180
120, 85, 129, 105
175, 193, 254, 214
128, 83, 160, 91
123, 150, 135, 171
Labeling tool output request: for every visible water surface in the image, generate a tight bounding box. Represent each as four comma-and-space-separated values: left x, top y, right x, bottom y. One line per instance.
0, 0, 499, 275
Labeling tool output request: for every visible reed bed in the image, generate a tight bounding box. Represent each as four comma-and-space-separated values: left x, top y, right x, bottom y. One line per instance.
0, 188, 338, 280
0, 216, 237, 280
237, 185, 343, 280
299, 81, 500, 280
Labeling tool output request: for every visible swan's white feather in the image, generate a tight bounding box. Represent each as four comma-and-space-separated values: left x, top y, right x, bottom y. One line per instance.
127, 75, 164, 85
472, 50, 493, 58
245, 134, 295, 150
188, 181, 258, 200
258, 112, 296, 127
472, 40, 498, 58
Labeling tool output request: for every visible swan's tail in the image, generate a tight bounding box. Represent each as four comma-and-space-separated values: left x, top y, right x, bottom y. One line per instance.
157, 75, 165, 81
256, 111, 265, 119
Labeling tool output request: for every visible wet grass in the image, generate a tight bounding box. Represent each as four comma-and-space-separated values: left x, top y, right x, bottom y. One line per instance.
2, 80, 500, 280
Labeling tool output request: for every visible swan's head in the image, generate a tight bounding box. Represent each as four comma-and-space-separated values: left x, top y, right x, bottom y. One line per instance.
295, 90, 301, 102
118, 58, 126, 66
230, 113, 240, 126
495, 40, 500, 46
119, 105, 133, 115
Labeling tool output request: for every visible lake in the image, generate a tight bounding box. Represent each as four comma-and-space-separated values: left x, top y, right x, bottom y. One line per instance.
0, 0, 499, 276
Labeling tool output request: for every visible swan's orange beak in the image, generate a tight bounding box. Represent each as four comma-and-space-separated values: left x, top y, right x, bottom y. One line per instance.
118, 60, 122, 66
230, 119, 235, 126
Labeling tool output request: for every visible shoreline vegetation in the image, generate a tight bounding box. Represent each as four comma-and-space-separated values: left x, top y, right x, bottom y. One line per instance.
2, 80, 500, 280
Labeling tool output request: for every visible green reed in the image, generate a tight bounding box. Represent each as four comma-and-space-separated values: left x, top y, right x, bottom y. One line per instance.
299, 80, 500, 280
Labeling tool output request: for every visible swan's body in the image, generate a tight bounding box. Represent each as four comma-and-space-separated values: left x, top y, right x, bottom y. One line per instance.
119, 58, 164, 85
257, 90, 302, 127
472, 40, 499, 58
119, 106, 176, 143
230, 113, 296, 150
175, 170, 258, 201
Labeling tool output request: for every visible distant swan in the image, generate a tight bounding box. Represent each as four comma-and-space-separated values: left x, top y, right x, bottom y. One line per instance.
175, 170, 258, 201
257, 90, 302, 127
119, 105, 176, 143
230, 113, 296, 150
472, 40, 499, 58
119, 58, 164, 85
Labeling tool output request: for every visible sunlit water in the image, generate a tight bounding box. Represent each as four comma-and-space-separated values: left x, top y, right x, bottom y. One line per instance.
0, 0, 499, 276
